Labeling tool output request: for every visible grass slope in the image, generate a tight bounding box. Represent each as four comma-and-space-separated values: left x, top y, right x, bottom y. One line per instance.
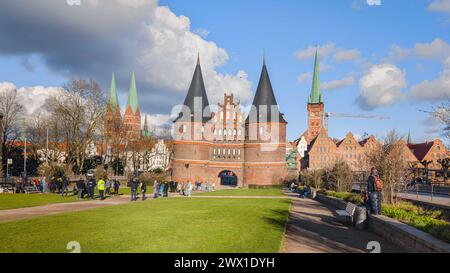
0, 197, 291, 253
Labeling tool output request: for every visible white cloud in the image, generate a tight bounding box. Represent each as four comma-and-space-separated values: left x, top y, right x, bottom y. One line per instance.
297, 72, 312, 83
135, 6, 253, 106
383, 45, 411, 63
357, 64, 406, 109
0, 81, 64, 117
322, 76, 355, 91
409, 57, 450, 100
428, 0, 450, 15
414, 38, 450, 60
295, 43, 336, 60
367, 0, 381, 6
334, 49, 361, 62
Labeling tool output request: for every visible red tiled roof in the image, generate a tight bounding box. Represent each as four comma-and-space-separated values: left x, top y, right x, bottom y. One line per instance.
407, 141, 434, 161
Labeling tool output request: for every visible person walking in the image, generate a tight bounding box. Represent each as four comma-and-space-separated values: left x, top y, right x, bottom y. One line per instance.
141, 181, 147, 201
130, 177, 139, 201
105, 179, 112, 195
97, 177, 106, 200
159, 181, 165, 197
163, 181, 169, 197
114, 180, 120, 195
61, 176, 69, 197
367, 167, 383, 215
153, 181, 159, 198
86, 177, 96, 200
186, 181, 193, 197
76, 179, 85, 199
40, 176, 47, 193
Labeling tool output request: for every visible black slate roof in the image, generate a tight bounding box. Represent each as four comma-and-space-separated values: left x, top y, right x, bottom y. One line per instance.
174, 61, 212, 123
246, 63, 287, 124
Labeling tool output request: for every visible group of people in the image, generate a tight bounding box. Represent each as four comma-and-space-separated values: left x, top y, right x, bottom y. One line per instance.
75, 176, 121, 200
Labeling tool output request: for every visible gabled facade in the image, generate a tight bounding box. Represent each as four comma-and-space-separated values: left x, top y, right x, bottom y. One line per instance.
408, 139, 448, 169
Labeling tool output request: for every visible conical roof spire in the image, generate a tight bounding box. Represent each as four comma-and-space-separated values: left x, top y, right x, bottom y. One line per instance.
108, 72, 119, 112
407, 130, 413, 144
144, 115, 149, 132
126, 72, 139, 114
308, 48, 323, 104
246, 55, 286, 123
175, 59, 211, 123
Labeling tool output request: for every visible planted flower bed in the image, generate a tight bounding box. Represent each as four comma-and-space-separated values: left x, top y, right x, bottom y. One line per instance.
382, 202, 450, 243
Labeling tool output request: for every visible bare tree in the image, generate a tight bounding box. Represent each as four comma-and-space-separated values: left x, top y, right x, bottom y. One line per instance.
0, 89, 25, 174
325, 159, 353, 192
428, 100, 450, 140
46, 79, 106, 174
364, 129, 410, 204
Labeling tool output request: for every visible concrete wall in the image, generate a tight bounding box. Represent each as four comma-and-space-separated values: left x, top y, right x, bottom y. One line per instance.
368, 215, 450, 253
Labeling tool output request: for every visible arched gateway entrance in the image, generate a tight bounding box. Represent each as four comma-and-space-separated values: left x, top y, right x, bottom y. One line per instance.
218, 170, 238, 187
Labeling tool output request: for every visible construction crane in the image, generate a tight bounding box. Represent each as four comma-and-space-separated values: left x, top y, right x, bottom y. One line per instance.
324, 112, 390, 131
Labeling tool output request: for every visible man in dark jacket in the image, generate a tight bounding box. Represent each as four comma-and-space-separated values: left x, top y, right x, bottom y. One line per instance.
76, 179, 86, 199
141, 181, 147, 201
367, 167, 382, 215
86, 178, 96, 200
131, 177, 139, 201
61, 176, 69, 197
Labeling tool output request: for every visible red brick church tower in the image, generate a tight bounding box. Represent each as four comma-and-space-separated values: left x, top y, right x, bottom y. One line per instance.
305, 49, 324, 143
104, 72, 122, 138
123, 72, 141, 139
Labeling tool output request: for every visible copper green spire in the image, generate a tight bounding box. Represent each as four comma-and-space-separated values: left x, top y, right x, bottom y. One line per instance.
108, 72, 119, 112
407, 130, 412, 144
308, 49, 323, 104
127, 72, 139, 114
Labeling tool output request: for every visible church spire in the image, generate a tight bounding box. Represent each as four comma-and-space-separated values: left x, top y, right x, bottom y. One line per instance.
144, 114, 149, 132
126, 72, 139, 114
108, 72, 119, 112
308, 48, 323, 104
407, 130, 413, 144
246, 54, 286, 123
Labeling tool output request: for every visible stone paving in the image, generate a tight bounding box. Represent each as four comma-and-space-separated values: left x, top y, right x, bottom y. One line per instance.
281, 196, 406, 253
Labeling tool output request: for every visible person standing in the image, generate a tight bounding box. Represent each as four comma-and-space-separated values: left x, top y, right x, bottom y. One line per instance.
40, 176, 47, 193
130, 177, 139, 201
76, 179, 85, 199
114, 180, 120, 195
141, 181, 147, 201
86, 177, 96, 200
97, 177, 106, 200
61, 176, 69, 197
186, 181, 193, 197
153, 181, 159, 198
105, 179, 112, 195
367, 167, 383, 215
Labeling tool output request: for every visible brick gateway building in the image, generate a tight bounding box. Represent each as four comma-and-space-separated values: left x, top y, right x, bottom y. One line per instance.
172, 56, 287, 187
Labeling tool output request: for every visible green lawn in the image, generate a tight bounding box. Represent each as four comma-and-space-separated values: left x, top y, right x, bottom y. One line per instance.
194, 188, 284, 196
0, 194, 79, 210
0, 197, 291, 253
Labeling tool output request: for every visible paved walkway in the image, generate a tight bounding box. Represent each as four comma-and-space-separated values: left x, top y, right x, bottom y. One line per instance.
0, 196, 131, 223
397, 192, 450, 209
281, 196, 406, 253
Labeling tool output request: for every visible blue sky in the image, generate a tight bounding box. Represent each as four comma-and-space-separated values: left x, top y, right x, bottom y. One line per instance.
0, 0, 449, 143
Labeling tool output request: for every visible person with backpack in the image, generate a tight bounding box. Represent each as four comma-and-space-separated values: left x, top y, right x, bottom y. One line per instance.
86, 177, 96, 200
114, 180, 120, 195
367, 167, 383, 215
130, 177, 139, 201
